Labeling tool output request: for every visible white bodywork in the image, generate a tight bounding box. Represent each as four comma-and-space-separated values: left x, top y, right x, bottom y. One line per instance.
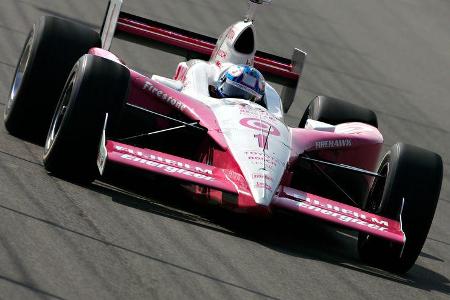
209, 99, 291, 206
152, 20, 290, 205
305, 119, 336, 132
210, 21, 256, 67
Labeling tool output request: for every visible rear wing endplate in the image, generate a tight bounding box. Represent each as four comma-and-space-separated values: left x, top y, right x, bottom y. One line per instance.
100, 0, 306, 113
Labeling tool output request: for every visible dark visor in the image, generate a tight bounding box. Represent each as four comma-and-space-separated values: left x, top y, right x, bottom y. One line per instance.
219, 80, 262, 101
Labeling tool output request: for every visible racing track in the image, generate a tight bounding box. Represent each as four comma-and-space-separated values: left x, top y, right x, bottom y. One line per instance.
0, 0, 449, 299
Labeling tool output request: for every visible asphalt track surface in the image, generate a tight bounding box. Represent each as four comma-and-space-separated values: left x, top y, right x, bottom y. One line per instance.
0, 0, 449, 299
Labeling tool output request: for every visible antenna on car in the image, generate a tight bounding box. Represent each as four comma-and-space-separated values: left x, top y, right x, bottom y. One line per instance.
244, 0, 272, 22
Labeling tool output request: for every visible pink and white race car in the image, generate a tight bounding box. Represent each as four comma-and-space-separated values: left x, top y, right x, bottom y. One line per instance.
4, 0, 443, 274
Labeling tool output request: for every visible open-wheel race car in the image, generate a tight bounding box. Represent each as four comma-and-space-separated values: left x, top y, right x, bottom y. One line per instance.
4, 0, 443, 274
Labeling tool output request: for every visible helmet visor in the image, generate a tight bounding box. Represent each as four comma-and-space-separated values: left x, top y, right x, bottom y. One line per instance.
219, 79, 263, 101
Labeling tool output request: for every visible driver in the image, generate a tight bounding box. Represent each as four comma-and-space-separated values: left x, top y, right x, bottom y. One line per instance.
212, 64, 266, 103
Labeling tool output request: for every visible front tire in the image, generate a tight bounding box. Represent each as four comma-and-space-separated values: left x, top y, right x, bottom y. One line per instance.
43, 55, 130, 182
358, 143, 443, 273
4, 16, 100, 143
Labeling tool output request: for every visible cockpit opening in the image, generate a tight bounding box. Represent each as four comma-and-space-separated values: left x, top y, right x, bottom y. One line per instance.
234, 27, 255, 54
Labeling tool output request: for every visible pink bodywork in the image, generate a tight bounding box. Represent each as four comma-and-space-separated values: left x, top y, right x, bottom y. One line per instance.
274, 187, 404, 243
89, 47, 405, 245
107, 141, 246, 194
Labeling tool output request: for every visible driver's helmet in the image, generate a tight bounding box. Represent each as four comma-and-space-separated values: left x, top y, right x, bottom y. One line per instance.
215, 64, 265, 102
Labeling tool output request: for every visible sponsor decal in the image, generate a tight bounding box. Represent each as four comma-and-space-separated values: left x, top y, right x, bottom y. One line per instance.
114, 145, 214, 179
121, 154, 214, 181
252, 173, 273, 182
288, 192, 389, 231
143, 81, 187, 111
245, 151, 280, 170
228, 65, 243, 77
254, 133, 269, 149
255, 182, 272, 191
238, 106, 279, 123
217, 50, 228, 59
239, 118, 280, 136
227, 28, 235, 40
315, 139, 352, 149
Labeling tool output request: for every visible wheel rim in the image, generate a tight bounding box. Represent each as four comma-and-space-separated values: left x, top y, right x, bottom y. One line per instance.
45, 73, 75, 153
6, 28, 35, 115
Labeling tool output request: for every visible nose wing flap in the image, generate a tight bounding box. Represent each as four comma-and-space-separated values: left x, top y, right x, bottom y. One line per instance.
106, 141, 247, 195
273, 186, 405, 244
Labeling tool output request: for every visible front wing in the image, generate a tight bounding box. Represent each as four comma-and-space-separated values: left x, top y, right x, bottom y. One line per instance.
106, 141, 245, 194
100, 138, 405, 245
273, 187, 405, 243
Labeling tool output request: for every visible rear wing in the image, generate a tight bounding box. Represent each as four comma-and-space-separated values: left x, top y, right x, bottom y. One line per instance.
100, 0, 306, 113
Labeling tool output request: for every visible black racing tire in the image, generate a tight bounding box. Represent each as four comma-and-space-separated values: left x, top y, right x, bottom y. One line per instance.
298, 96, 378, 128
43, 55, 130, 183
358, 143, 443, 273
4, 16, 101, 143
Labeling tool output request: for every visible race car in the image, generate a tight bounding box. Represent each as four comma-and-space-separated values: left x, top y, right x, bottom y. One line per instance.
4, 0, 443, 274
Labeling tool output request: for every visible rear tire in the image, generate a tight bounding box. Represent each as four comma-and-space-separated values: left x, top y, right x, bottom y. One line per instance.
358, 143, 443, 273
4, 16, 100, 143
43, 55, 130, 183
299, 96, 378, 128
